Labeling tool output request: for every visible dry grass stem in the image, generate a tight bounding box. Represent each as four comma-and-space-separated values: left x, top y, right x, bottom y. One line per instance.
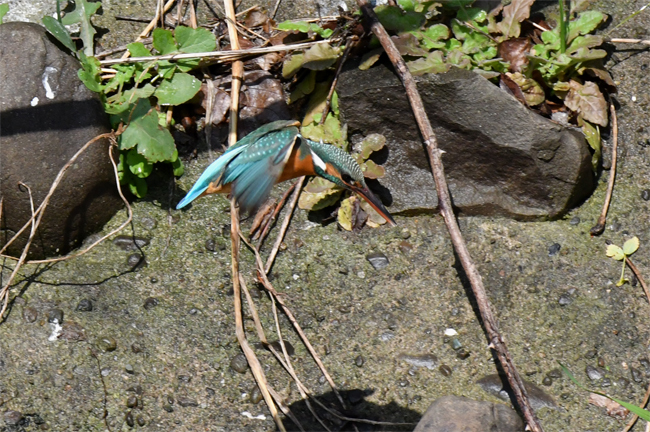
264, 176, 305, 274
590, 103, 618, 236
257, 180, 297, 247
101, 39, 333, 66
609, 38, 650, 46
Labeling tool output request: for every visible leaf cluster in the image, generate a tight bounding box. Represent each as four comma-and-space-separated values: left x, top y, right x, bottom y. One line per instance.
43, 2, 214, 197
367, 0, 612, 170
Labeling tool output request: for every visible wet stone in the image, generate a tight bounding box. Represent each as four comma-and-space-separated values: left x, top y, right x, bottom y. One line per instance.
205, 238, 217, 252
113, 235, 150, 251
457, 349, 470, 360
125, 410, 134, 427
230, 353, 248, 373
400, 229, 411, 239
143, 297, 159, 310
166, 395, 174, 405
126, 396, 138, 408
631, 367, 643, 383
601, 378, 611, 387
558, 294, 572, 306
398, 241, 413, 253
542, 376, 552, 386
598, 357, 606, 367
348, 389, 365, 405
639, 357, 650, 370
355, 355, 365, 367
177, 397, 198, 407
98, 336, 117, 352
23, 307, 38, 323
548, 243, 561, 256
76, 299, 93, 311
136, 415, 146, 427
585, 349, 597, 359
642, 190, 650, 201
439, 364, 452, 377
569, 216, 580, 225
131, 343, 143, 353
4, 410, 22, 426
586, 365, 605, 381
163, 403, 173, 413
47, 308, 64, 324
366, 252, 389, 270
398, 378, 410, 387
547, 368, 563, 379
125, 364, 134, 374
450, 338, 462, 350
140, 217, 157, 230
126, 254, 145, 269
59, 322, 86, 341
250, 387, 263, 404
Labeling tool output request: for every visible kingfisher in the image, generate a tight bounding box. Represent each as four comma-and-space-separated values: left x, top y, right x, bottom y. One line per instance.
176, 120, 396, 226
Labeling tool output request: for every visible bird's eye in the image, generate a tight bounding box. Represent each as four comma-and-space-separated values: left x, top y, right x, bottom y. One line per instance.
341, 173, 353, 184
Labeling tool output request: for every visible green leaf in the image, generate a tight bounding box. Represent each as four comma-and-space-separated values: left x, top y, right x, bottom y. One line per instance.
331, 91, 339, 116
119, 110, 176, 163
105, 84, 156, 114
0, 3, 9, 24
77, 53, 103, 92
126, 149, 154, 178
152, 28, 178, 54
374, 5, 425, 32
361, 160, 385, 179
42, 16, 77, 52
565, 80, 608, 127
127, 42, 152, 57
289, 70, 316, 104
407, 51, 449, 75
457, 7, 487, 24
172, 151, 184, 177
460, 30, 492, 54
567, 35, 604, 54
412, 24, 449, 50
623, 237, 639, 256
60, 0, 100, 56
128, 175, 148, 198
606, 244, 625, 261
276, 21, 333, 38
337, 196, 355, 231
302, 43, 340, 70
577, 117, 601, 170
282, 53, 304, 78
506, 72, 546, 106
567, 11, 606, 44
397, 0, 416, 12
301, 113, 346, 148
175, 26, 216, 53
155, 73, 201, 105
298, 179, 344, 211
302, 81, 331, 126
359, 48, 383, 70
472, 45, 497, 63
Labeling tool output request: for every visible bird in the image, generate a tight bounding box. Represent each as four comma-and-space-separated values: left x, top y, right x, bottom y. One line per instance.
176, 119, 396, 226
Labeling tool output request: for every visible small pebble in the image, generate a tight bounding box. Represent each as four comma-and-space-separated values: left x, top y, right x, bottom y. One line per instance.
355, 355, 365, 367
230, 353, 248, 373
131, 343, 143, 353
558, 294, 572, 306
178, 374, 191, 383
347, 389, 365, 404
23, 307, 38, 323
143, 297, 158, 310
439, 364, 452, 377
163, 403, 174, 413
250, 387, 263, 404
125, 364, 134, 374
639, 357, 650, 370
597, 357, 606, 368
398, 379, 410, 387
206, 388, 215, 397
642, 190, 650, 201
125, 411, 134, 427
548, 243, 561, 256
547, 368, 562, 379
140, 216, 157, 230
398, 353, 438, 370
542, 376, 552, 386
136, 415, 146, 427
98, 336, 117, 352
113, 235, 150, 251
398, 241, 413, 253
177, 397, 198, 407
47, 308, 64, 324
366, 252, 389, 270
4, 410, 22, 426
586, 365, 604, 381
601, 377, 611, 387
127, 253, 145, 269
456, 349, 470, 360
450, 338, 462, 350
126, 395, 138, 408
569, 216, 580, 225
585, 349, 597, 359
76, 299, 93, 312
166, 395, 174, 405
205, 238, 217, 252
400, 229, 411, 239
617, 377, 630, 388
630, 367, 643, 383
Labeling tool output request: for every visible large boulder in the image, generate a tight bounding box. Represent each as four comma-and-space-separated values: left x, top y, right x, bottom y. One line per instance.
0, 22, 122, 259
337, 63, 595, 219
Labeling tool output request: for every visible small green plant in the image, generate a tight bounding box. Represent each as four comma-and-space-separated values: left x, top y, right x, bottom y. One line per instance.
365, 0, 611, 170
42, 1, 214, 197
559, 362, 650, 420
0, 3, 10, 24
606, 236, 639, 286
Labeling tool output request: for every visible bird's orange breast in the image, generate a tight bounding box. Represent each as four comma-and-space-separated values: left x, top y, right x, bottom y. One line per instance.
276, 144, 317, 183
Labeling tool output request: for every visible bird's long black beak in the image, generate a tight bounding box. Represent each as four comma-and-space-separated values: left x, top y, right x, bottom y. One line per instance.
352, 185, 397, 227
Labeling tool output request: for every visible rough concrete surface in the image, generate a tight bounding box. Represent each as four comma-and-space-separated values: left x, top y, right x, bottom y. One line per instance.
1, 0, 650, 431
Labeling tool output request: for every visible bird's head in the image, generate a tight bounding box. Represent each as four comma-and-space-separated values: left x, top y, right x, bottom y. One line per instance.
307, 139, 396, 227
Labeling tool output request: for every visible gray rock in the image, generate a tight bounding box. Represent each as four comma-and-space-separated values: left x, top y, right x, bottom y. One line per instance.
0, 22, 122, 259
414, 395, 524, 432
338, 64, 594, 219
477, 374, 558, 410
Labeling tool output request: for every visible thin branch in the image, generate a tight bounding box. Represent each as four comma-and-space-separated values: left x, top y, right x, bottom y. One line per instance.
356, 1, 543, 431
101, 39, 333, 65
590, 104, 618, 236
608, 38, 650, 46
256, 180, 297, 247
265, 176, 305, 274
271, 0, 282, 19
625, 258, 650, 304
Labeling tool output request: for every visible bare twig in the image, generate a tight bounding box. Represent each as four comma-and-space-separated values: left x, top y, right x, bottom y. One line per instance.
320, 37, 356, 126
625, 258, 650, 304
590, 104, 618, 236
356, 1, 543, 430
101, 39, 333, 65
95, 38, 152, 59
224, 0, 284, 429
271, 0, 282, 19
265, 176, 305, 274
257, 180, 297, 247
189, 0, 198, 28
608, 38, 650, 46
177, 0, 186, 27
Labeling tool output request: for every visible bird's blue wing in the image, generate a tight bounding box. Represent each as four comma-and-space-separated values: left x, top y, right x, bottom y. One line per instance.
226, 127, 299, 211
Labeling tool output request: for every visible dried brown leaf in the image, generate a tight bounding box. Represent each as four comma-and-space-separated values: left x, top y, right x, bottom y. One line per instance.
588, 393, 629, 418
497, 0, 536, 38
565, 80, 608, 126
201, 84, 231, 126
498, 37, 531, 73
391, 33, 428, 57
